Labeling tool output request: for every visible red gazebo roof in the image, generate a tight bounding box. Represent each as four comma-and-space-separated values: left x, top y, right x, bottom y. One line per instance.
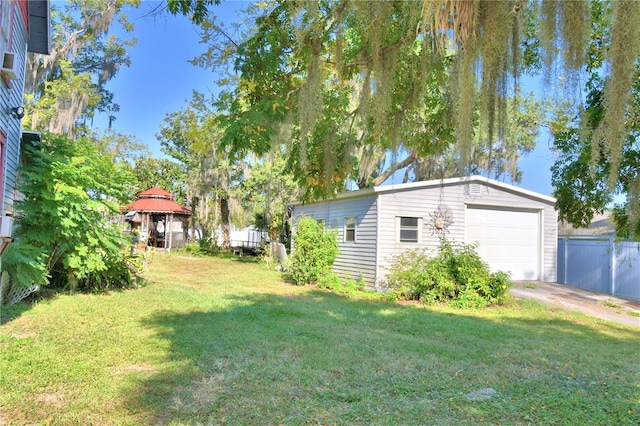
137, 186, 174, 199
124, 187, 191, 215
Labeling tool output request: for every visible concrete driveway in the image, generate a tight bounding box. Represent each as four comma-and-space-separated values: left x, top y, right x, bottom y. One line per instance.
510, 281, 640, 328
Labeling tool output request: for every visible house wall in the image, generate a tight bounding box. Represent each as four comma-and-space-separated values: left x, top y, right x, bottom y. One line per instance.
376, 180, 557, 284
1, 0, 29, 215
291, 194, 378, 285
291, 178, 557, 288
376, 182, 463, 285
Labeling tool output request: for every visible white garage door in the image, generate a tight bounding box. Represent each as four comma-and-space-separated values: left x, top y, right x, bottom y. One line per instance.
465, 206, 540, 280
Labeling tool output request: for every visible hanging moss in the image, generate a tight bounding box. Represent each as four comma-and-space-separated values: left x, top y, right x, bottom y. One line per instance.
593, 0, 640, 188
236, 0, 640, 208
560, 0, 591, 72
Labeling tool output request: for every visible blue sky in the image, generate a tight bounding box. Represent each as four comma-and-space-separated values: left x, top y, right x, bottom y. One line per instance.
94, 1, 556, 197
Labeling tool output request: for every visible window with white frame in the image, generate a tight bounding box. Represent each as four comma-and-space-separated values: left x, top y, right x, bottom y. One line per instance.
398, 216, 421, 243
344, 217, 356, 242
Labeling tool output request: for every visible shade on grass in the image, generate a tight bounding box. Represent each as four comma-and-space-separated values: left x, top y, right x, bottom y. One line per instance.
1, 253, 638, 424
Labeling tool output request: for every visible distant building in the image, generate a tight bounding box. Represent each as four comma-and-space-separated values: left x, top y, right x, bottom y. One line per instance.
558, 212, 616, 237
123, 187, 192, 250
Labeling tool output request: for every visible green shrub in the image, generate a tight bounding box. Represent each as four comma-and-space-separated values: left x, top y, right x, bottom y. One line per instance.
289, 217, 339, 285
3, 133, 138, 294
385, 238, 512, 308
316, 272, 343, 290
317, 272, 365, 294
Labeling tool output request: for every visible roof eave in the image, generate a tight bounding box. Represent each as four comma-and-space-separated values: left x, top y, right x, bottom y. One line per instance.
289, 175, 556, 207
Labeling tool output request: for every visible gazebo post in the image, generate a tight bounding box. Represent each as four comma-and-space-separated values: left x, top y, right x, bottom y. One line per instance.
168, 213, 174, 250
145, 214, 150, 244
164, 213, 169, 249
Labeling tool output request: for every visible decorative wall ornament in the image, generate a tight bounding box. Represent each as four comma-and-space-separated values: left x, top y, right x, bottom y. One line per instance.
428, 205, 454, 236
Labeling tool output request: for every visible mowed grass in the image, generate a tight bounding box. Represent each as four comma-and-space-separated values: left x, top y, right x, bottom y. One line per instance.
1, 253, 639, 425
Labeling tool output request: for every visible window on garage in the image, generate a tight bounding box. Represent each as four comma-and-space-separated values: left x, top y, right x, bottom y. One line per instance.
398, 216, 421, 243
344, 217, 356, 242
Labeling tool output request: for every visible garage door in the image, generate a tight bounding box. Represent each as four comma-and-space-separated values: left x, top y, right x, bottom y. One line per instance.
465, 205, 540, 280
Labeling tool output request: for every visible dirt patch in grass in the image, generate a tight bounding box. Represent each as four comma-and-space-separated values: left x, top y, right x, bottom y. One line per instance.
35, 392, 66, 408
123, 364, 157, 373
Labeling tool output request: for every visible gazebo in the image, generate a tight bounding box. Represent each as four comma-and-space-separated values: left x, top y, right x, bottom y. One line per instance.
124, 187, 192, 250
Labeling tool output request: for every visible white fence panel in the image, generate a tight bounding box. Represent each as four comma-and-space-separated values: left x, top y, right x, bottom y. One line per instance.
558, 237, 640, 302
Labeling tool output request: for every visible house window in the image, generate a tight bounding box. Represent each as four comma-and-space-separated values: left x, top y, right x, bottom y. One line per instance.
345, 217, 356, 242
398, 216, 420, 243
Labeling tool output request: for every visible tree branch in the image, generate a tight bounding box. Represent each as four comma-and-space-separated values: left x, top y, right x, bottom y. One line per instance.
372, 148, 418, 186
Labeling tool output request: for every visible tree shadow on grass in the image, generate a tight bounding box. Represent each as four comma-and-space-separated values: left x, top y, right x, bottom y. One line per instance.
125, 290, 640, 425
0, 286, 62, 325
0, 302, 33, 325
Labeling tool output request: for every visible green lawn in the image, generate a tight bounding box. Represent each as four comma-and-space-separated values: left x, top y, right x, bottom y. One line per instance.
1, 253, 639, 425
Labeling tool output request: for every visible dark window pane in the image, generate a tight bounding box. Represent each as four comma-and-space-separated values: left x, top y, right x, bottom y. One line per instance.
400, 217, 418, 227
400, 229, 418, 242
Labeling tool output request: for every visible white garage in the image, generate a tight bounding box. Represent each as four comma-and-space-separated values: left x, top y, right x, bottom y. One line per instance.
465, 205, 541, 280
290, 175, 557, 287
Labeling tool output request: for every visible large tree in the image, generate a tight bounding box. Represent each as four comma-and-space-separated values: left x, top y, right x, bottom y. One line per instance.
169, 0, 640, 220
551, 0, 640, 240
157, 98, 248, 249
237, 154, 299, 243
24, 0, 140, 138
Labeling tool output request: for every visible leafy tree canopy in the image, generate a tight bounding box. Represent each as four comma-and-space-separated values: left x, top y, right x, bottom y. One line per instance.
25, 0, 140, 138
551, 0, 640, 240
169, 1, 640, 228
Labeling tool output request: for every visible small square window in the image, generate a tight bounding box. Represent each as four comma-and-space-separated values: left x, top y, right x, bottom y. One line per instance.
399, 216, 420, 242
345, 217, 356, 242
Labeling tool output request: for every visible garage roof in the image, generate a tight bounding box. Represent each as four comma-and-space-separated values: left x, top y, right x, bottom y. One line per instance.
289, 175, 556, 206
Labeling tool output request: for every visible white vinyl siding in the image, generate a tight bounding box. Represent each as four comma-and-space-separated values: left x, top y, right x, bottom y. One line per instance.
377, 184, 465, 281
292, 195, 378, 285
2, 1, 28, 215
291, 176, 557, 288
376, 179, 556, 284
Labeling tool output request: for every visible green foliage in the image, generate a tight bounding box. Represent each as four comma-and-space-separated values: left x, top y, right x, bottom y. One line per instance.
288, 217, 339, 285
196, 236, 220, 255
3, 133, 138, 292
385, 239, 512, 308
129, 155, 188, 203
25, 1, 140, 137
237, 157, 299, 242
157, 100, 248, 249
167, 0, 220, 24
317, 272, 365, 295
551, 2, 640, 240
178, 0, 640, 207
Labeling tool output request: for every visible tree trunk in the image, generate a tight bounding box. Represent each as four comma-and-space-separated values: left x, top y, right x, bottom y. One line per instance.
220, 195, 230, 249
